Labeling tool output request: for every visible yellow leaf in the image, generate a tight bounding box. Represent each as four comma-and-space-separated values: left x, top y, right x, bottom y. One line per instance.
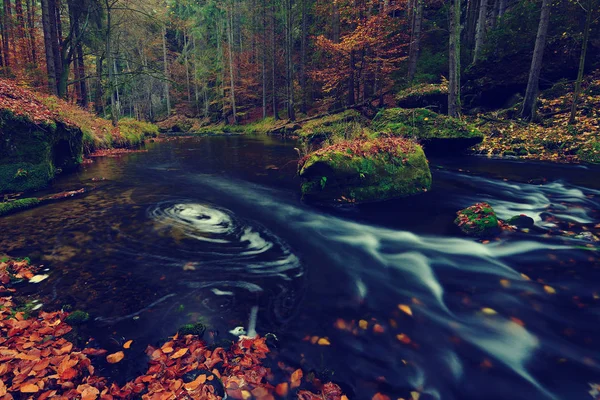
171, 348, 189, 359
106, 351, 125, 364
398, 304, 413, 316
317, 338, 331, 346
359, 320, 368, 329
544, 285, 556, 294
123, 340, 133, 349
481, 308, 497, 315
20, 384, 39, 393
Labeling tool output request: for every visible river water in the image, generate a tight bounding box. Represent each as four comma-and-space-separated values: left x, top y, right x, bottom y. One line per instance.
1, 135, 600, 400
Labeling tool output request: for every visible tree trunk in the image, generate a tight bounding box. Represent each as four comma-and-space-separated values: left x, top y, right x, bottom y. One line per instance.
407, 0, 423, 81
271, 2, 279, 120
569, 0, 592, 124
40, 0, 57, 94
14, 0, 26, 66
498, 0, 507, 18
25, 0, 37, 66
285, 0, 295, 120
162, 25, 171, 116
300, 0, 307, 114
94, 54, 104, 114
3, 0, 12, 69
521, 0, 551, 120
473, 0, 488, 63
262, 0, 267, 118
448, 0, 462, 117
226, 5, 237, 124
332, 2, 340, 43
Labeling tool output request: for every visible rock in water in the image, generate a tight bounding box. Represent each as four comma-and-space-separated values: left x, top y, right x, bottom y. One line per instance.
455, 202, 501, 238
298, 137, 432, 204
370, 108, 483, 154
507, 214, 535, 229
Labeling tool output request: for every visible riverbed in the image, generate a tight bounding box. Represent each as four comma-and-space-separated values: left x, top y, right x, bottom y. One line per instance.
1, 135, 599, 400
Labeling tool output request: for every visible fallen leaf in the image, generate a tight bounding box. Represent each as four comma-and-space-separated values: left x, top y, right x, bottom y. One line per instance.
123, 340, 133, 349
398, 304, 413, 316
20, 383, 39, 393
171, 347, 189, 359
106, 351, 125, 364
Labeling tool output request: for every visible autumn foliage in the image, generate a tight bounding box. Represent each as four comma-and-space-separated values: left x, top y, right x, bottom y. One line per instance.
0, 259, 346, 400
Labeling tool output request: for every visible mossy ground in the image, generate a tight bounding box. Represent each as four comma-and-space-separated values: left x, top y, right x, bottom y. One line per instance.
454, 202, 501, 238
0, 198, 39, 216
474, 69, 600, 163
396, 81, 449, 113
298, 110, 368, 144
299, 137, 432, 203
371, 108, 484, 142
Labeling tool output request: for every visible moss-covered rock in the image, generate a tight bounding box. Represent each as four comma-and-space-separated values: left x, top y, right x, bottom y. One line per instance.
370, 108, 484, 154
0, 198, 40, 217
454, 202, 501, 238
0, 109, 83, 194
64, 310, 90, 326
178, 322, 206, 337
298, 110, 367, 144
396, 82, 449, 114
298, 137, 432, 204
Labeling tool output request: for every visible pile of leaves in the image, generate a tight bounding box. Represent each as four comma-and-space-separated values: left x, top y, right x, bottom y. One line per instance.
0, 79, 65, 125
474, 70, 600, 163
0, 258, 346, 400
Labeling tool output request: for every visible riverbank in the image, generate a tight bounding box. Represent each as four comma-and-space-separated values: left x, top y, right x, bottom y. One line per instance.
473, 71, 600, 163
0, 79, 158, 194
0, 257, 346, 400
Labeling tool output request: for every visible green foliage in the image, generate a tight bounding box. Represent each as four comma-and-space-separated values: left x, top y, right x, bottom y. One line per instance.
0, 198, 40, 217
578, 142, 600, 164
117, 118, 159, 147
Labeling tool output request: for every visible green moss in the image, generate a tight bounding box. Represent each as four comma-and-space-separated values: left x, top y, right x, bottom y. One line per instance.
298, 110, 366, 143
0, 198, 40, 217
396, 82, 449, 113
299, 138, 432, 204
117, 118, 159, 147
454, 203, 501, 238
64, 310, 90, 326
370, 108, 483, 154
178, 322, 206, 337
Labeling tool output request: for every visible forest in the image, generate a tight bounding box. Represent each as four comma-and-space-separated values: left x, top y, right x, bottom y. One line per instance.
1, 0, 600, 399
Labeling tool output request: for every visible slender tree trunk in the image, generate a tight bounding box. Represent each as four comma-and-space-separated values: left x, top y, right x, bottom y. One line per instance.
271, 2, 279, 120
448, 0, 462, 117
25, 0, 37, 66
285, 0, 295, 120
40, 0, 57, 93
569, 0, 592, 124
300, 0, 307, 113
473, 0, 488, 63
3, 0, 13, 69
498, 0, 507, 18
407, 0, 423, 81
226, 5, 237, 124
14, 0, 26, 66
521, 0, 551, 120
77, 40, 87, 107
262, 0, 267, 118
184, 31, 191, 102
94, 54, 104, 114
332, 2, 340, 43
162, 25, 171, 116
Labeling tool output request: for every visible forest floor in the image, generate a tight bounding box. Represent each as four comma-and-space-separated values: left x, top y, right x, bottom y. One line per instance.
0, 257, 347, 400
473, 72, 600, 164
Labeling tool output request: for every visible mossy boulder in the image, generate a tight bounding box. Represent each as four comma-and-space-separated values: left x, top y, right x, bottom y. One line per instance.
298, 110, 366, 144
178, 322, 206, 337
0, 109, 83, 194
454, 202, 501, 238
298, 137, 432, 204
0, 198, 40, 217
370, 108, 484, 154
64, 310, 90, 326
396, 82, 449, 114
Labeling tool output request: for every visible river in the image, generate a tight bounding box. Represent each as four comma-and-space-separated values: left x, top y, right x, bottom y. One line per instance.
1, 135, 600, 400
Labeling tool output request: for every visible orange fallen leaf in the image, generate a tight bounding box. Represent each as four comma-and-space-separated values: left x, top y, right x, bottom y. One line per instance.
184, 374, 206, 391
20, 383, 39, 393
317, 337, 331, 346
106, 351, 125, 364
275, 382, 289, 397
171, 348, 189, 359
123, 340, 133, 349
291, 368, 303, 389
398, 304, 413, 316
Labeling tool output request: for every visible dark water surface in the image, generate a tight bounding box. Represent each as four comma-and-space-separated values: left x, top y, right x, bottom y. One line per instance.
2, 135, 600, 400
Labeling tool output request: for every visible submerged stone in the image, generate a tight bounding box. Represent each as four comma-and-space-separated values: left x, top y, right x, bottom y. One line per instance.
370, 108, 484, 154
65, 310, 90, 326
454, 202, 501, 238
178, 322, 206, 337
298, 137, 432, 204
507, 215, 535, 229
